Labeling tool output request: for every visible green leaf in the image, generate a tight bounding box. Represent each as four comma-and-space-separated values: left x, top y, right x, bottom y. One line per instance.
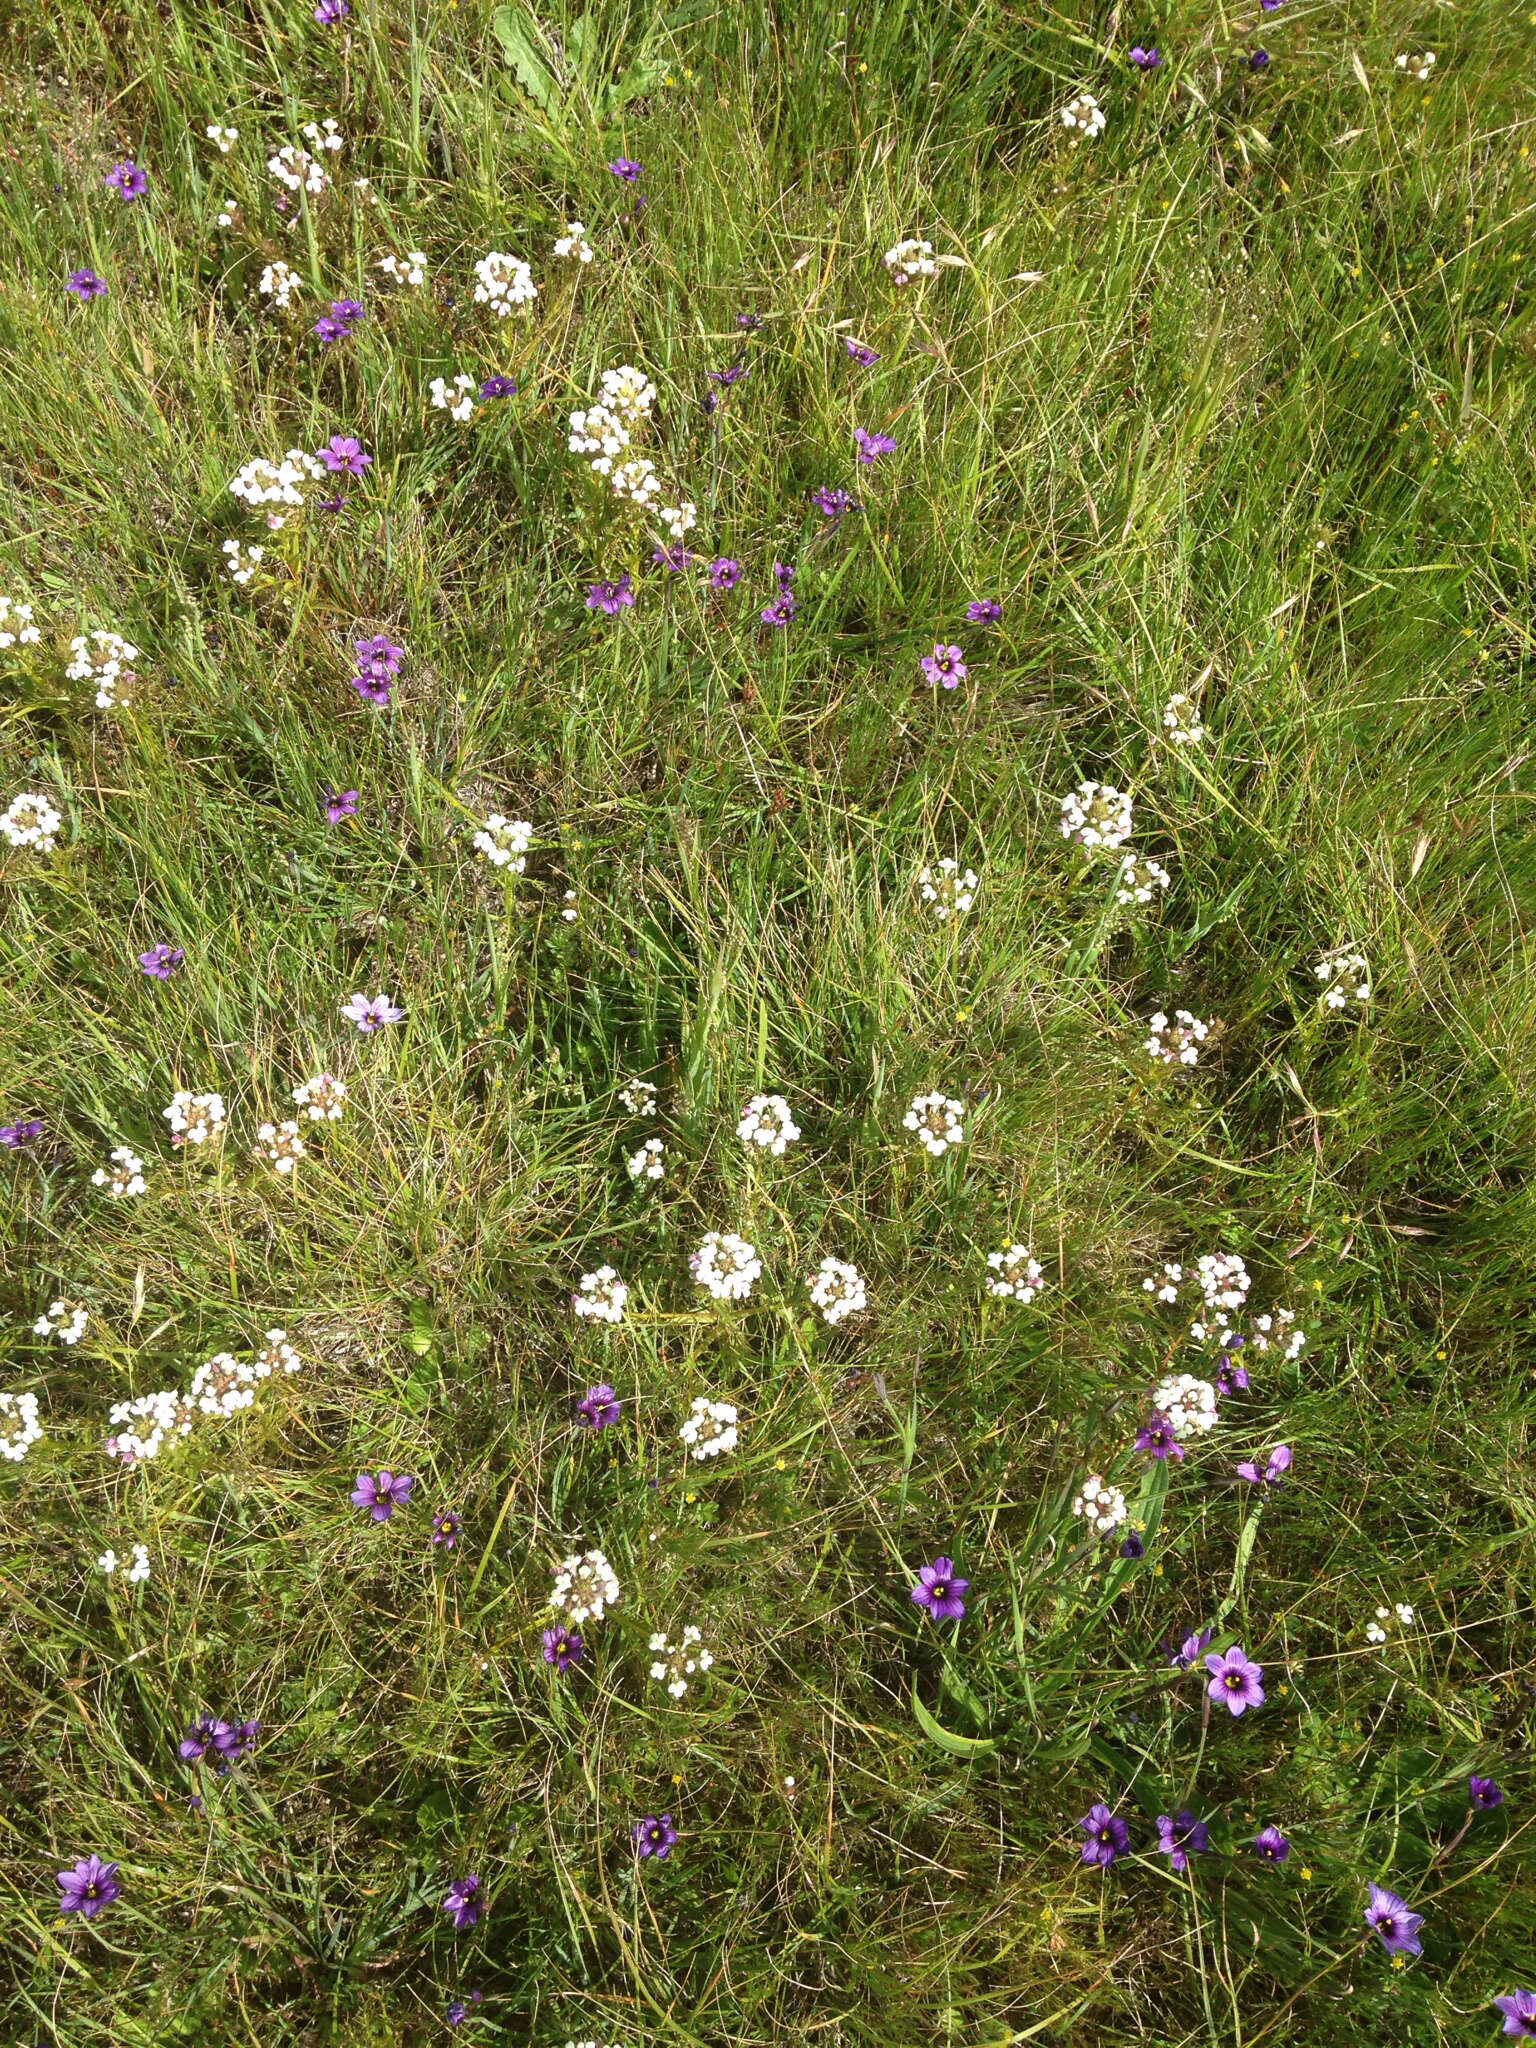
491, 4, 563, 116
911, 1677, 997, 1757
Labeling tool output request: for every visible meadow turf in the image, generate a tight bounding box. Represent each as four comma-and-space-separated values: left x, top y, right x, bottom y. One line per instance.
2, 0, 1535, 2041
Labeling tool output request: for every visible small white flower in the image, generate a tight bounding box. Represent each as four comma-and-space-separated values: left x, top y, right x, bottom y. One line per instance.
678, 1395, 739, 1460
609, 454, 661, 507
553, 220, 595, 263
659, 499, 697, 543
1395, 50, 1436, 80
252, 1120, 306, 1175
1143, 1009, 1212, 1067
97, 1549, 118, 1575
561, 888, 578, 922
807, 1256, 866, 1325
291, 1071, 347, 1121
302, 117, 344, 153
690, 1232, 761, 1303
1059, 780, 1132, 851
472, 250, 538, 316
1060, 92, 1107, 139
472, 813, 532, 870
549, 1547, 620, 1624
127, 1542, 152, 1583
1315, 952, 1371, 1009
902, 1091, 965, 1157
34, 1300, 89, 1346
258, 260, 301, 308
1150, 1372, 1219, 1440
65, 628, 139, 709
91, 1146, 146, 1199
1115, 855, 1171, 907
377, 248, 429, 287
736, 1093, 801, 1156
430, 373, 477, 422
229, 449, 326, 515
104, 1387, 191, 1465
1072, 1473, 1127, 1536
1365, 1617, 1387, 1644
918, 857, 979, 919
883, 237, 937, 285
351, 176, 376, 203
598, 364, 657, 421
267, 142, 329, 195
256, 1328, 302, 1375
205, 123, 239, 153
221, 538, 265, 586
648, 1623, 714, 1697
0, 1389, 43, 1462
1142, 1261, 1183, 1303
1395, 1602, 1415, 1627
626, 1137, 665, 1182
986, 1245, 1045, 1303
162, 1090, 227, 1148
2, 791, 64, 853
573, 1266, 628, 1323
619, 1078, 657, 1116
1162, 692, 1204, 746
1195, 1251, 1250, 1313
0, 595, 42, 648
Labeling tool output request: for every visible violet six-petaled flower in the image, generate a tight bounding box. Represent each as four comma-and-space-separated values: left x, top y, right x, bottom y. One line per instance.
105, 161, 148, 201
587, 574, 636, 614
1495, 1991, 1536, 2038
442, 1872, 481, 1929
432, 1509, 462, 1549
909, 1556, 968, 1622
542, 1624, 585, 1673
1, 1119, 43, 1148
1078, 1803, 1131, 1867
323, 787, 360, 822
341, 992, 404, 1032
318, 434, 372, 476
845, 338, 880, 366
576, 1383, 623, 1429
921, 642, 967, 689
351, 1469, 415, 1521
634, 1811, 679, 1858
1205, 1644, 1265, 1715
607, 157, 643, 181
1136, 1411, 1184, 1461
138, 943, 185, 981
1155, 1809, 1210, 1870
1169, 1626, 1213, 1669
1470, 1774, 1504, 1810
854, 426, 897, 464
67, 268, 108, 300
708, 557, 743, 591
1254, 1825, 1290, 1861
1364, 1881, 1424, 1956
966, 598, 1002, 623
56, 1853, 122, 1917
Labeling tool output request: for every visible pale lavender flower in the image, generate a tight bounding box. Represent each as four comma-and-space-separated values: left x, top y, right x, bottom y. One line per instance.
854, 427, 896, 464
341, 992, 403, 1032
1205, 1644, 1265, 1716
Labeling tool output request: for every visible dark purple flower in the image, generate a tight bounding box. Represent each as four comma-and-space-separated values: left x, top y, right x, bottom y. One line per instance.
737, 312, 766, 331
56, 1853, 122, 1918
105, 161, 148, 201
1119, 1530, 1145, 1559
479, 375, 518, 398
1470, 1775, 1504, 1810
1136, 1411, 1184, 1462
1364, 1881, 1423, 1956
607, 157, 642, 181
1236, 1443, 1291, 1486
651, 545, 694, 572
432, 1509, 462, 1549
447, 2004, 469, 2029
179, 1713, 229, 1762
66, 268, 107, 300
586, 573, 635, 614
137, 943, 185, 981
443, 1873, 481, 1930
1260, 0, 1285, 10
351, 1469, 414, 1521
1254, 1825, 1290, 1861
314, 299, 365, 345
634, 1812, 679, 1859
1169, 1626, 1213, 1669
709, 364, 748, 386
702, 391, 719, 417
813, 486, 857, 520
1249, 47, 1270, 68
317, 434, 371, 476
921, 642, 967, 689
773, 560, 796, 590
314, 0, 349, 19
354, 634, 403, 681
1078, 1803, 1130, 1867
708, 557, 742, 591
1215, 1354, 1250, 1396
1206, 1644, 1265, 1715
576, 1384, 622, 1429
0, 1120, 43, 1149
760, 592, 797, 628
323, 788, 360, 822
1129, 45, 1162, 67
854, 426, 897, 464
1496, 1991, 1536, 2038
845, 338, 880, 366
318, 493, 350, 514
350, 673, 392, 706
966, 598, 1002, 623
212, 1718, 260, 1771
542, 1624, 584, 1673
1155, 1809, 1210, 1870
909, 1555, 968, 1622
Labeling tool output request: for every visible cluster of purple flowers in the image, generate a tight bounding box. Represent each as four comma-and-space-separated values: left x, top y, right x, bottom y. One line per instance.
351, 634, 404, 706
1079, 1802, 1288, 1869
761, 560, 796, 628
179, 1712, 261, 1772
0, 1118, 42, 1148
314, 298, 365, 346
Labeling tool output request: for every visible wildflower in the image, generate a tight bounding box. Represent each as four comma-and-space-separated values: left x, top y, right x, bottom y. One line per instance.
1116, 855, 1171, 906
626, 1137, 665, 1182
1236, 1444, 1292, 1487
562, 889, 578, 920
1060, 93, 1107, 138
2, 791, 64, 853
619, 1078, 657, 1115
648, 1625, 714, 1697
1195, 1251, 1250, 1315
443, 1874, 482, 1930
586, 574, 635, 614
472, 814, 533, 871
1395, 51, 1436, 81
966, 598, 1002, 623
652, 544, 693, 571
253, 1120, 306, 1175
1470, 1775, 1504, 1810
575, 1384, 622, 1429
1254, 1824, 1290, 1861
472, 250, 538, 316
808, 1256, 866, 1325
256, 1329, 302, 1376
430, 374, 478, 421
66, 268, 107, 300
105, 160, 148, 200
351, 1470, 414, 1522
1143, 1009, 1212, 1067
228, 449, 326, 519
1316, 952, 1371, 1009
610, 456, 661, 507
909, 1556, 968, 1621
137, 943, 185, 980
679, 1396, 740, 1460
813, 486, 857, 522
845, 338, 880, 365
634, 1812, 678, 1859
377, 249, 428, 286
205, 123, 239, 151
658, 501, 697, 546
553, 220, 595, 263
1143, 1262, 1183, 1303
1150, 1373, 1218, 1440
1364, 1882, 1424, 1956
66, 628, 139, 709
1120, 1529, 1146, 1558
1059, 781, 1132, 851
0, 596, 40, 649
221, 538, 265, 585
902, 1091, 965, 1157
314, 0, 349, 19
1135, 1412, 1184, 1462
91, 1146, 146, 1199
258, 260, 300, 308
1215, 1351, 1250, 1397
1494, 1991, 1536, 2036
1249, 48, 1270, 69
760, 591, 796, 627
317, 434, 372, 477
211, 1718, 259, 1768
690, 1232, 761, 1303
737, 1093, 801, 1155
921, 642, 968, 689
1205, 1644, 1265, 1716
1156, 1810, 1210, 1870
573, 1267, 628, 1323
292, 1071, 347, 1121
34, 1298, 88, 1345
0, 1118, 42, 1147
1129, 45, 1162, 67
480, 374, 518, 398
854, 426, 897, 464
550, 1549, 620, 1624
709, 364, 747, 387
985, 1245, 1045, 1303
179, 1713, 229, 1761
432, 1509, 462, 1549
608, 156, 643, 180
341, 992, 403, 1033
707, 556, 742, 590
883, 238, 936, 285
98, 1549, 119, 1573
1078, 1804, 1131, 1867
322, 788, 359, 823
0, 1390, 43, 1462
268, 142, 329, 196
1169, 1627, 1214, 1669
543, 1623, 584, 1672
127, 1543, 151, 1583
919, 858, 979, 918
313, 298, 365, 345
56, 1854, 122, 1918
1072, 1474, 1128, 1536
1162, 692, 1204, 745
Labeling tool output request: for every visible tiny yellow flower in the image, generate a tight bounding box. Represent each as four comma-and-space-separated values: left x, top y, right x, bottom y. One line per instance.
685, 1490, 697, 1503
775, 1457, 787, 1471
1300, 1865, 1313, 1880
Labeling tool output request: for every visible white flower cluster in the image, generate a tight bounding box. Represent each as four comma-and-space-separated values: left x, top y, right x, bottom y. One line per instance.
268, 119, 342, 194
568, 365, 662, 508
0, 595, 41, 648
807, 1256, 866, 1325
34, 1301, 89, 1345
553, 220, 595, 263
163, 1090, 226, 1148
679, 1396, 739, 1460
1316, 952, 1371, 1009
690, 1232, 761, 1303
65, 629, 138, 709
986, 1245, 1045, 1303
377, 248, 429, 287
626, 1137, 665, 1182
918, 857, 978, 919
1196, 1251, 1250, 1314
648, 1624, 714, 1697
91, 1146, 146, 1199
1142, 1261, 1183, 1303
1116, 855, 1170, 906
430, 373, 477, 421
258, 260, 300, 309
1072, 1473, 1127, 1535
229, 450, 327, 526
1059, 780, 1132, 851
1365, 1601, 1415, 1643
903, 1091, 965, 1156
660, 499, 697, 543
221, 539, 265, 586
737, 1093, 800, 1155
1061, 92, 1107, 138
1149, 1372, 1219, 1439
253, 1121, 306, 1175
205, 122, 239, 153
473, 250, 538, 315
1162, 693, 1204, 746
573, 1267, 628, 1323
619, 1078, 657, 1115
292, 1071, 347, 1121
1143, 1009, 1211, 1067
1395, 51, 1436, 79
883, 237, 937, 285
472, 814, 533, 871
1248, 1307, 1306, 1361
99, 1543, 152, 1582
549, 1548, 620, 1624
0, 1390, 43, 1463
104, 1329, 301, 1466
2, 792, 64, 853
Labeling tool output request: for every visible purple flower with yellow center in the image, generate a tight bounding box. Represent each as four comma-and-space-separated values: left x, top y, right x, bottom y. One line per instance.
0, 1119, 43, 1148
314, 0, 349, 19
318, 434, 371, 476
1130, 45, 1162, 68
1078, 1803, 1130, 1867
576, 1384, 622, 1429
66, 268, 107, 300
1495, 1991, 1536, 2037
342, 991, 403, 1032
355, 634, 403, 681
350, 673, 391, 706
432, 1509, 462, 1549
322, 787, 359, 822
921, 642, 967, 689
708, 557, 742, 591
56, 1853, 121, 1918
480, 375, 518, 398
1364, 1881, 1423, 1956
586, 573, 635, 614
179, 1713, 229, 1762
1169, 1625, 1213, 1669
845, 337, 880, 366
1470, 1775, 1504, 1810
105, 161, 148, 201
854, 426, 897, 464
1254, 1824, 1290, 1861
651, 545, 694, 572
1236, 1444, 1291, 1486
967, 598, 1002, 623
1215, 1353, 1250, 1397
542, 1624, 584, 1672
1155, 1809, 1209, 1870
1136, 1411, 1184, 1461
1205, 1644, 1265, 1715
634, 1812, 678, 1859
351, 1469, 414, 1520
760, 592, 796, 628
138, 942, 185, 981
213, 1718, 260, 1770
813, 486, 857, 521
607, 157, 642, 181
909, 1555, 968, 1622
442, 1873, 482, 1929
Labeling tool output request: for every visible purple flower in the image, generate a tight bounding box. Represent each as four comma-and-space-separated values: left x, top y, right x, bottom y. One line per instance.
708, 557, 742, 591
1205, 1644, 1265, 1715
479, 375, 518, 398
212, 1718, 260, 1771
576, 1384, 622, 1429
317, 434, 371, 476
314, 0, 349, 19
1470, 1775, 1504, 1810
1119, 1529, 1145, 1559
355, 634, 403, 680
179, 1713, 229, 1762
322, 788, 360, 822
921, 642, 967, 689
651, 545, 694, 572
1260, 0, 1286, 10
56, 1853, 122, 1918
1135, 1412, 1184, 1462
966, 598, 1002, 624
443, 1873, 482, 1930
773, 560, 796, 590
1215, 1353, 1250, 1397
607, 157, 642, 181
314, 299, 365, 345
1249, 47, 1270, 68
909, 1555, 968, 1622
0, 1120, 43, 1149
1155, 1809, 1210, 1870
760, 592, 797, 628
351, 1469, 414, 1520
66, 268, 107, 300
1254, 1825, 1290, 1861
702, 391, 719, 417
1169, 1626, 1213, 1669
137, 943, 185, 981
341, 992, 403, 1032
1364, 1881, 1423, 1956
854, 426, 897, 464
447, 2004, 469, 2029
634, 1812, 679, 1859
350, 673, 392, 706
737, 312, 766, 331
1496, 1992, 1536, 2038
709, 364, 747, 386
1078, 1803, 1131, 1867
586, 573, 635, 614
845, 338, 880, 366
813, 486, 857, 521
1236, 1444, 1292, 1486
105, 161, 148, 201
432, 1509, 462, 1549
542, 1624, 584, 1673
318, 493, 350, 514
1129, 45, 1162, 67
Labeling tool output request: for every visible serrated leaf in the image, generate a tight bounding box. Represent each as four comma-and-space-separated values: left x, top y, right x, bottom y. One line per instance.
911, 1677, 997, 1756
492, 4, 562, 116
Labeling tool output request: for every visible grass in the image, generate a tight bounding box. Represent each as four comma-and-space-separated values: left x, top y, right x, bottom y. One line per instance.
2, 0, 1535, 2040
